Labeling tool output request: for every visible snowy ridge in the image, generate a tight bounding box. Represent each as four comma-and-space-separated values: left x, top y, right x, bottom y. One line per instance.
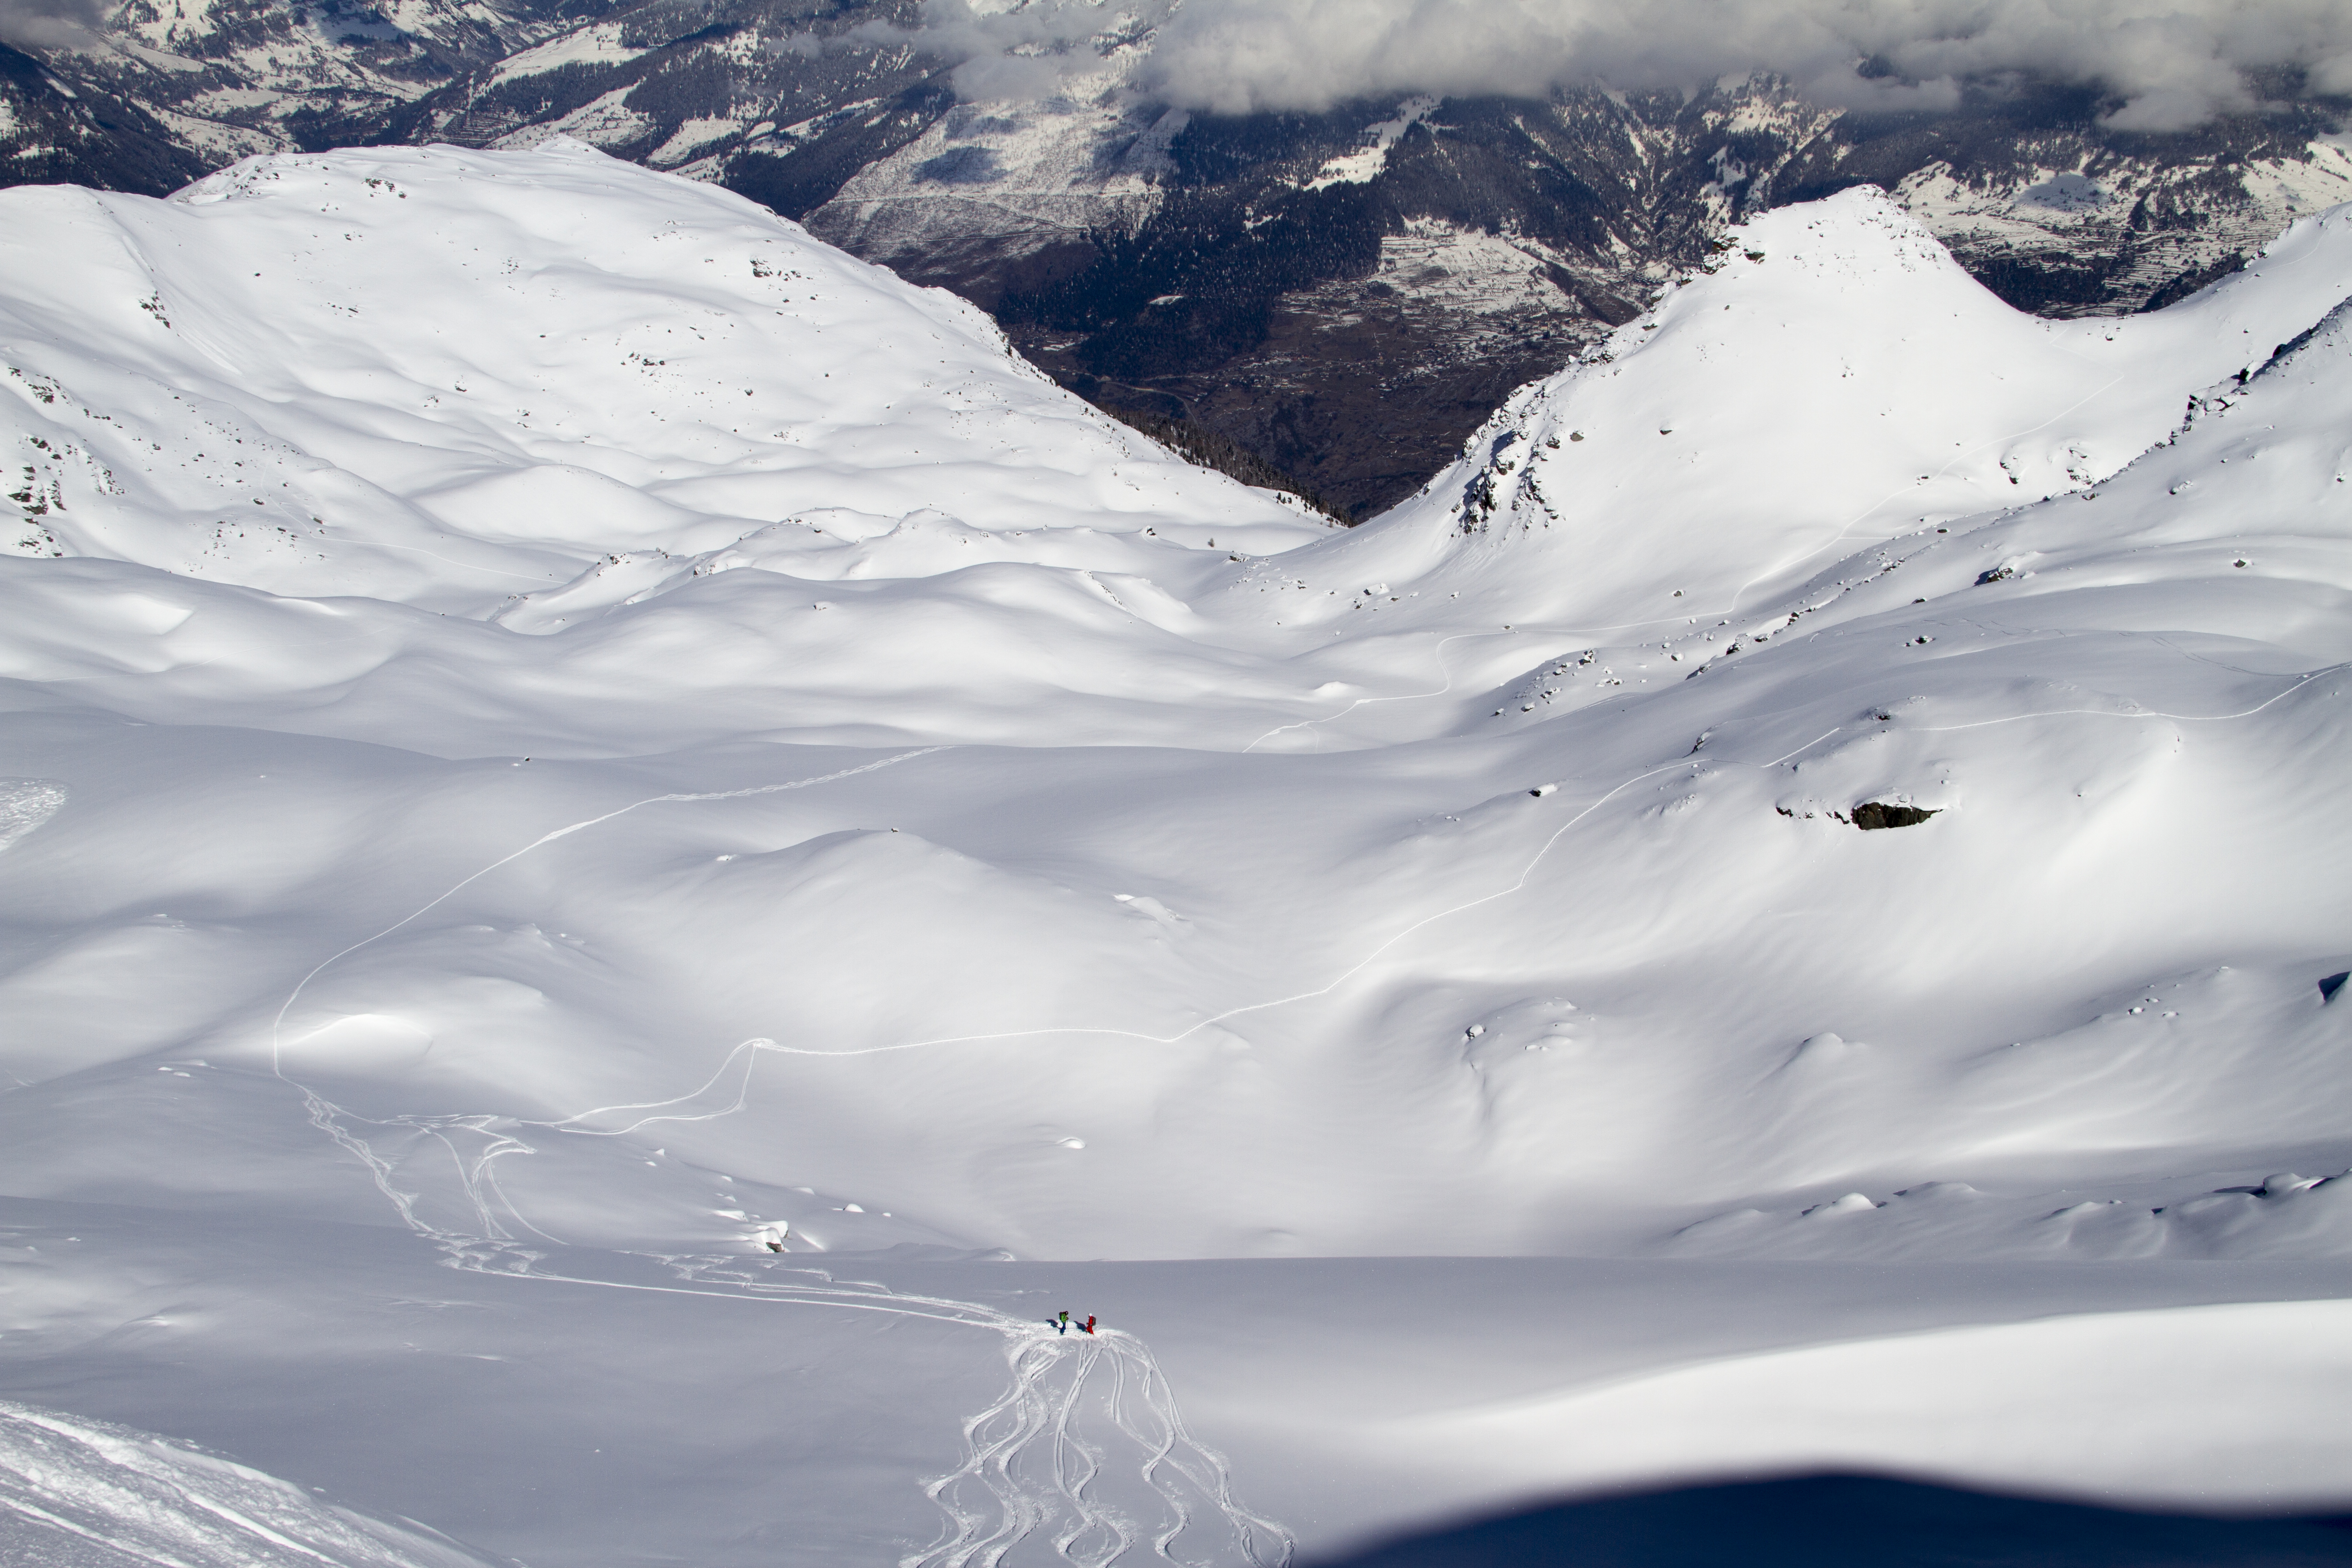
1327, 187, 2352, 638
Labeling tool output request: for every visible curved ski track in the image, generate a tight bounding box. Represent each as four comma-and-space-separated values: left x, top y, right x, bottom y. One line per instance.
267, 1087, 1295, 1568
263, 740, 1293, 1564
260, 639, 2337, 1567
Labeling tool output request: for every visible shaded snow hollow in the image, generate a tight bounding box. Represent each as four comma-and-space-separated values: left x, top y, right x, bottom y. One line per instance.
3, 145, 2351, 1567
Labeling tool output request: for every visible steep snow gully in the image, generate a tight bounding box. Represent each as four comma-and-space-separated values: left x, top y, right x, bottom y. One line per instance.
4, 142, 2352, 1566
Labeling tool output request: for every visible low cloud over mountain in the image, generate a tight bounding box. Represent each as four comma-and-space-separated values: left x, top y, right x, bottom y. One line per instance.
905, 0, 2352, 130
0, 0, 100, 49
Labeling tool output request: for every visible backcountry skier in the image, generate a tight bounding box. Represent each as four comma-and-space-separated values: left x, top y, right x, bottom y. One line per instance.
1054, 1311, 1071, 1334
1082, 1315, 1096, 1335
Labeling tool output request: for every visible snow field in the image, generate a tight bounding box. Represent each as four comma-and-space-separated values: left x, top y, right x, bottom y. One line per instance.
0, 1398, 495, 1568
3, 143, 2352, 1563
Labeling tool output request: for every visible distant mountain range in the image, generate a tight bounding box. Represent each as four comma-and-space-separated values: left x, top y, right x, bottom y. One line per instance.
7, 0, 2347, 515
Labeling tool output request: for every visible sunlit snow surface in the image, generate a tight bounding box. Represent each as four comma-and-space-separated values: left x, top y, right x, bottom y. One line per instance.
0, 1398, 491, 1568
2, 143, 2351, 1566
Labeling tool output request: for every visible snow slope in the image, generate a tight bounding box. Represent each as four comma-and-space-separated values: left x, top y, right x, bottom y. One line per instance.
1305, 186, 2352, 639
0, 137, 1331, 750
3, 147, 2351, 1566
0, 1399, 496, 1568
0, 136, 1315, 608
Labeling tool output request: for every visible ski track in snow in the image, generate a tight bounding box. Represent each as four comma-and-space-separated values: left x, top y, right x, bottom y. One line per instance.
258, 1088, 1298, 1568
262, 647, 2341, 1131
267, 744, 950, 1083
17, 147, 2352, 1568
256, 599, 2332, 1567
265, 1086, 1296, 1568
267, 654, 2343, 1128
261, 746, 1291, 1568
899, 1328, 1290, 1568
528, 662, 2342, 1117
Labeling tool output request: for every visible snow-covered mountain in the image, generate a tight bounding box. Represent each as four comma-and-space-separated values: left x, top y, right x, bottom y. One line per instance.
0, 136, 1313, 588
3, 143, 2351, 1566
9, 0, 2351, 518
783, 72, 2352, 514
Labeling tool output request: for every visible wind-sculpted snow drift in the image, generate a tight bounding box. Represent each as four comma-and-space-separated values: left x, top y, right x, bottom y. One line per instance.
2, 142, 2351, 1566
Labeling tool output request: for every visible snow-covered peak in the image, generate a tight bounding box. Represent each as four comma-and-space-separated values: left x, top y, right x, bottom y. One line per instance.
0, 139, 1319, 611
1321, 186, 2352, 633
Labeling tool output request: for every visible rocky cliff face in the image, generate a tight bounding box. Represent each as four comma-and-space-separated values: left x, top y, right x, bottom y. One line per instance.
5, 0, 2347, 515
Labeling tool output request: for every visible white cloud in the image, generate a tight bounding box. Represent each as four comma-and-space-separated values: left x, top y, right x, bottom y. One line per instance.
897, 0, 2352, 129
0, 0, 102, 49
